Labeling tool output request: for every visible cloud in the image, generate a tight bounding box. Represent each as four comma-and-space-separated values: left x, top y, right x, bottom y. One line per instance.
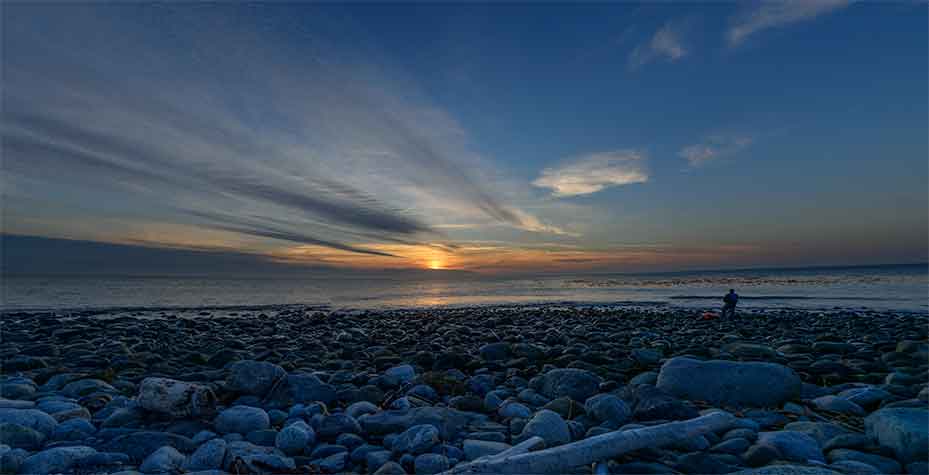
533, 151, 648, 197
629, 21, 688, 70
2, 3, 570, 267
679, 135, 753, 167
728, 0, 851, 46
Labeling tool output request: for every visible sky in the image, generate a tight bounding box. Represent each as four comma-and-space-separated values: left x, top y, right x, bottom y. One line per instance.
2, 2, 927, 275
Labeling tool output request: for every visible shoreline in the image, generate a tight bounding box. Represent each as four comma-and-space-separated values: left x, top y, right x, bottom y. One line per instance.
1, 305, 927, 474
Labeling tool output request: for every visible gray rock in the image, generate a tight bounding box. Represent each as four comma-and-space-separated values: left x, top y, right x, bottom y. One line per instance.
215, 405, 270, 435
515, 409, 570, 447
531, 369, 602, 402
275, 422, 314, 456
584, 394, 630, 428
864, 408, 928, 464
392, 424, 440, 455
0, 423, 44, 450
480, 343, 511, 361
711, 437, 751, 455
52, 418, 96, 441
907, 461, 928, 475
360, 407, 487, 440
0, 400, 34, 410
462, 439, 510, 460
0, 409, 57, 437
184, 438, 227, 471
822, 434, 871, 452
18, 446, 97, 474
139, 446, 185, 474
837, 387, 891, 410
346, 401, 379, 420
226, 360, 286, 396
783, 422, 850, 446
61, 379, 116, 398
629, 371, 659, 386
757, 430, 824, 462
414, 453, 448, 475
733, 465, 842, 475
317, 413, 361, 439
385, 365, 417, 385
812, 396, 865, 416
828, 460, 881, 475
315, 451, 349, 473
657, 357, 801, 407
497, 401, 532, 419
365, 450, 392, 470
98, 431, 197, 463
268, 373, 338, 406
374, 461, 407, 475
827, 449, 902, 474
137, 377, 216, 418
222, 440, 295, 472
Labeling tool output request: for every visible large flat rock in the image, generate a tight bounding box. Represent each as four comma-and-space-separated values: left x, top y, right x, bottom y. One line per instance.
657, 357, 801, 407
864, 408, 928, 464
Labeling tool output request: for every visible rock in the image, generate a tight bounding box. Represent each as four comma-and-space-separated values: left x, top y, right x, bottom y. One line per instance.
783, 422, 850, 446
629, 371, 659, 385
222, 440, 295, 473
0, 423, 44, 450
514, 409, 570, 447
675, 452, 740, 474
315, 451, 349, 473
822, 434, 871, 452
467, 375, 496, 396
365, 450, 392, 470
98, 431, 197, 463
584, 394, 630, 428
184, 438, 227, 471
733, 465, 842, 475
61, 379, 116, 398
657, 357, 801, 407
622, 384, 699, 421
1, 448, 27, 474
268, 373, 337, 406
346, 401, 380, 420
18, 446, 97, 475
139, 446, 186, 473
632, 349, 662, 366
246, 428, 278, 446
215, 406, 270, 435
711, 437, 751, 455
276, 422, 314, 456
226, 360, 286, 396
497, 401, 532, 419
317, 413, 362, 439
480, 343, 511, 361
723, 342, 778, 360
827, 449, 902, 474
756, 431, 824, 463
462, 439, 510, 460
864, 408, 928, 464
414, 453, 449, 475
0, 409, 57, 437
531, 369, 602, 402
0, 400, 34, 410
137, 377, 217, 417
907, 461, 928, 475
51, 418, 96, 441
392, 425, 440, 455
542, 397, 585, 420
837, 387, 890, 410
310, 443, 347, 459
374, 461, 407, 475
336, 433, 365, 451
828, 460, 882, 475
385, 365, 417, 385
1, 384, 35, 401
360, 407, 486, 440
812, 396, 865, 416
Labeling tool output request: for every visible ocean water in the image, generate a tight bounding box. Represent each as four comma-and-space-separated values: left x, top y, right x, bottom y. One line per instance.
1, 264, 926, 313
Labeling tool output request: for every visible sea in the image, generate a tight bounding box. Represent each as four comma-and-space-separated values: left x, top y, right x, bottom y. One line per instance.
2, 263, 926, 314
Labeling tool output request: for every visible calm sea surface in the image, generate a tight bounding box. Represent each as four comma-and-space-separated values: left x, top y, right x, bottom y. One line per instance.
2, 264, 926, 313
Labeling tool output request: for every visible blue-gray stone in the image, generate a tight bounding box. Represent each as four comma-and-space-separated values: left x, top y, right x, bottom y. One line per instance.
226, 360, 286, 396
139, 446, 185, 474
276, 422, 314, 456
584, 394, 630, 428
757, 431, 824, 463
864, 408, 928, 464
215, 406, 270, 435
414, 453, 449, 475
392, 424, 440, 455
184, 438, 227, 471
0, 423, 44, 450
657, 357, 801, 407
0, 409, 57, 437
530, 369, 602, 402
18, 446, 97, 474
514, 409, 570, 447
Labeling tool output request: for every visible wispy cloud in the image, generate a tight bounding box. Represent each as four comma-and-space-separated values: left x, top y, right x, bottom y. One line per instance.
533, 151, 648, 197
679, 135, 753, 167
728, 0, 851, 46
2, 4, 569, 264
629, 21, 688, 70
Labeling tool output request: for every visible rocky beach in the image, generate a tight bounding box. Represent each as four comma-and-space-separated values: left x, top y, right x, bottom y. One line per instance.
1, 305, 927, 475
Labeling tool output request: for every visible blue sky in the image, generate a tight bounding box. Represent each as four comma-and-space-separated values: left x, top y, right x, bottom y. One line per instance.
2, 2, 926, 274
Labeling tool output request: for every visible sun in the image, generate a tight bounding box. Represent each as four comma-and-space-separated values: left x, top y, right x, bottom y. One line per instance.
428, 259, 443, 270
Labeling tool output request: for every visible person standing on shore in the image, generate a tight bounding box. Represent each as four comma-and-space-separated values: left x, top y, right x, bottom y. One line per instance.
722, 289, 739, 318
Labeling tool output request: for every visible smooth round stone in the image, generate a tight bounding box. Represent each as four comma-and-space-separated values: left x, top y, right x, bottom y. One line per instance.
497, 401, 532, 419
584, 394, 630, 428
183, 438, 227, 472
345, 401, 379, 420
812, 396, 865, 416
864, 408, 928, 464
214, 406, 270, 435
392, 424, 440, 455
711, 437, 751, 455
18, 446, 98, 475
414, 453, 449, 475
139, 446, 185, 474
315, 451, 349, 473
276, 422, 314, 456
515, 410, 570, 447
384, 365, 416, 385
756, 431, 825, 463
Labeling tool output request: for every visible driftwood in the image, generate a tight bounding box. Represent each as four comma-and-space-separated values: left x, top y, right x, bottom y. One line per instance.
443, 411, 737, 475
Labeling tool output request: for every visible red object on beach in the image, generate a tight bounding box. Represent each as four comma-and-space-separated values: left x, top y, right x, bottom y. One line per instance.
701, 311, 718, 320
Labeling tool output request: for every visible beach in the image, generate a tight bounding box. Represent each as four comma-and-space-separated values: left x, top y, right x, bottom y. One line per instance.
1, 304, 927, 474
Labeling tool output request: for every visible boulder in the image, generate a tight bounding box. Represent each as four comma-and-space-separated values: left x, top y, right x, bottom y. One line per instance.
215, 406, 270, 435
733, 465, 842, 475
462, 439, 510, 460
17, 446, 97, 474
222, 441, 295, 473
530, 369, 602, 402
226, 360, 286, 396
864, 408, 928, 464
317, 413, 361, 439
385, 365, 417, 385
827, 448, 901, 475
0, 409, 57, 437
184, 438, 227, 471
137, 377, 217, 418
139, 446, 186, 474
812, 396, 864, 416
657, 357, 801, 407
98, 431, 197, 463
267, 373, 337, 406
480, 343, 511, 361
275, 422, 314, 456
360, 407, 486, 440
584, 394, 630, 428
756, 431, 825, 463
514, 409, 570, 447
414, 453, 449, 475
0, 423, 44, 450
392, 424, 440, 455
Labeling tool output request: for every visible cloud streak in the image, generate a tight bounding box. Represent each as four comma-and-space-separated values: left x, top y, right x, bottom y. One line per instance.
533, 151, 648, 197
679, 135, 753, 167
629, 21, 688, 70
728, 0, 851, 46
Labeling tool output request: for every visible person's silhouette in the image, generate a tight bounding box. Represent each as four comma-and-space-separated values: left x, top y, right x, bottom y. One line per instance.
722, 289, 739, 318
